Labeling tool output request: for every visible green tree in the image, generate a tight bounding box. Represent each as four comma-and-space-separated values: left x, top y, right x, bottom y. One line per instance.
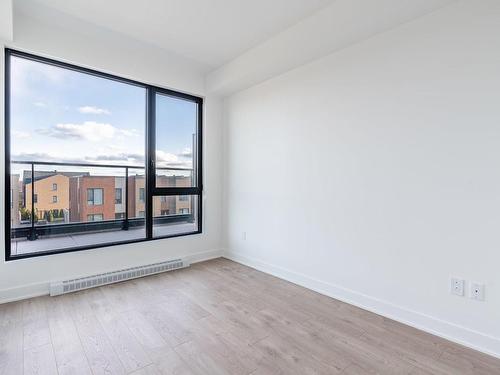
20, 207, 31, 221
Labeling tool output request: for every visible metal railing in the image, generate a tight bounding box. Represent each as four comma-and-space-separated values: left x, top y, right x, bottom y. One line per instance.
11, 160, 194, 240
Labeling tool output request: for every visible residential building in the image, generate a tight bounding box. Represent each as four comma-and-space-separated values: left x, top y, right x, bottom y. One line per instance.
114, 177, 126, 219
25, 174, 70, 223
69, 176, 116, 222
10, 174, 20, 227
130, 174, 146, 218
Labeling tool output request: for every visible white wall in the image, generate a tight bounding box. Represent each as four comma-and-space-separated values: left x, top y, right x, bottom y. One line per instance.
0, 0, 13, 42
0, 12, 224, 302
207, 0, 456, 95
223, 0, 500, 357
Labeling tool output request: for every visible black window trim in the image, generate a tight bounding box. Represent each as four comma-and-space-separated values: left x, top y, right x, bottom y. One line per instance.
4, 48, 203, 261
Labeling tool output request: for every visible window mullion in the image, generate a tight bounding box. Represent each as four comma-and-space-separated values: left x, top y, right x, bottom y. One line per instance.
145, 87, 155, 239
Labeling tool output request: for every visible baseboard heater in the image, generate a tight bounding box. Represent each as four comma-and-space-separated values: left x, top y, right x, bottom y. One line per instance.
49, 258, 189, 296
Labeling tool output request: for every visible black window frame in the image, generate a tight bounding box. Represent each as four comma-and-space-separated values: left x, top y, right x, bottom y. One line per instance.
4, 48, 203, 261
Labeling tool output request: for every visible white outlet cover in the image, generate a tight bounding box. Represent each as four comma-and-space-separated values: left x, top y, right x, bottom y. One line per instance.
470, 282, 485, 301
450, 278, 465, 296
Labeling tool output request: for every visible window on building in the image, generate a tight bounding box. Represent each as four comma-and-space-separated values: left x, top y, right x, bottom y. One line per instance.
87, 214, 104, 222
115, 188, 122, 204
179, 208, 190, 214
87, 188, 104, 206
5, 49, 202, 260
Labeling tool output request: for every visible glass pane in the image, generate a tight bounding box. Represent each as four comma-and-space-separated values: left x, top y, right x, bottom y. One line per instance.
8, 55, 146, 256
10, 163, 30, 256
127, 168, 146, 220
155, 168, 194, 188
153, 195, 199, 237
11, 164, 146, 256
155, 94, 198, 187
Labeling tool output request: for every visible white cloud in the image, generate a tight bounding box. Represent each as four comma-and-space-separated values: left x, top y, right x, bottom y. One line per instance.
36, 121, 136, 142
86, 150, 191, 169
85, 152, 145, 165
12, 149, 191, 171
11, 56, 68, 96
33, 101, 47, 108
156, 150, 179, 163
12, 130, 31, 139
156, 150, 192, 169
78, 106, 111, 115
179, 148, 192, 158
11, 152, 82, 164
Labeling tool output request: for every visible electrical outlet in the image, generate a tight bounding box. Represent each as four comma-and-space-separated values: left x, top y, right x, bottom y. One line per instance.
450, 278, 464, 296
470, 282, 485, 301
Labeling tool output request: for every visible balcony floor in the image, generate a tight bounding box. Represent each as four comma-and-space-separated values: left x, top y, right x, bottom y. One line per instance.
11, 222, 197, 256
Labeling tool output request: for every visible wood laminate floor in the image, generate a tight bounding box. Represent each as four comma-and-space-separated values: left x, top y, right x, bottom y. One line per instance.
1, 258, 499, 375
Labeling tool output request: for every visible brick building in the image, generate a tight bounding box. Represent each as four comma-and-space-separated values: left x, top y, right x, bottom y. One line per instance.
25, 174, 70, 223
69, 176, 116, 222
10, 174, 21, 227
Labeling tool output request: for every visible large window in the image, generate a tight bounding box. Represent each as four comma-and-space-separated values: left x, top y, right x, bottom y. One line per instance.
5, 49, 202, 260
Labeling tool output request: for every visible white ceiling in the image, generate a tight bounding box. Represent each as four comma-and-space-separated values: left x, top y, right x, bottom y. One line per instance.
15, 0, 334, 69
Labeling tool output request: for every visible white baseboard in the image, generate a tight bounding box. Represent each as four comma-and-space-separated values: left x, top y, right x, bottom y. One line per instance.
185, 249, 224, 265
0, 249, 223, 305
0, 282, 49, 304
224, 250, 500, 360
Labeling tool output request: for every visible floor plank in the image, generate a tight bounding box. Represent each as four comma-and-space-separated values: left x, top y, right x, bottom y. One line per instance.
73, 313, 127, 375
24, 343, 58, 375
47, 296, 93, 375
89, 295, 152, 372
1, 258, 499, 375
0, 321, 24, 375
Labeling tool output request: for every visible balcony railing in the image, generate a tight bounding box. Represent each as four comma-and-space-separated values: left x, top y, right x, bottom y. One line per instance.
11, 160, 195, 241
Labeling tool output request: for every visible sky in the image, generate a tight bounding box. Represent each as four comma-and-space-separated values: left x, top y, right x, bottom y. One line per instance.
10, 56, 197, 178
